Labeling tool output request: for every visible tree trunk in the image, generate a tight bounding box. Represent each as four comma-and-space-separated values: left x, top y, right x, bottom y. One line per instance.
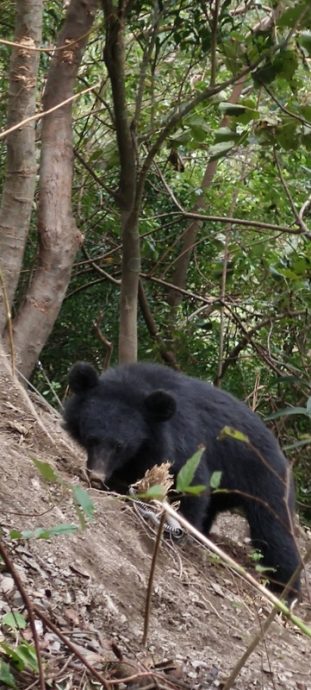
10, 0, 98, 378
102, 0, 139, 364
119, 208, 141, 363
0, 0, 43, 332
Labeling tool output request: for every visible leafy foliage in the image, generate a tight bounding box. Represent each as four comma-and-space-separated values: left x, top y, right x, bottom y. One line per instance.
1, 1, 311, 517
176, 448, 206, 494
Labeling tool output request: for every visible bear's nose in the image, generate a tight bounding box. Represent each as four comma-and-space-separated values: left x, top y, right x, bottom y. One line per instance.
87, 468, 106, 487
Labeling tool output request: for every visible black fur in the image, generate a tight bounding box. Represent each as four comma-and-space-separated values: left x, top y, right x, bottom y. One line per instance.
64, 361, 301, 596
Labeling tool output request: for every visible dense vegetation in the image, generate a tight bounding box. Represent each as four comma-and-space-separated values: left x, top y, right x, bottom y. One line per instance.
0, 0, 311, 517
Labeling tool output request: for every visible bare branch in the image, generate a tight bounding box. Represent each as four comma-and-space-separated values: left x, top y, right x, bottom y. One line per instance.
0, 82, 100, 141
138, 281, 179, 369
274, 148, 310, 234
0, 539, 46, 690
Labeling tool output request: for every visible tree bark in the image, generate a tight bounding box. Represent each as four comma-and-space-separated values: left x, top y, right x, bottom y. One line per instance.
0, 0, 43, 332
102, 0, 139, 364
10, 0, 98, 378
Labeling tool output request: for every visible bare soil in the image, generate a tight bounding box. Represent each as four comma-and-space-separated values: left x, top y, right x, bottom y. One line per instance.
0, 382, 310, 690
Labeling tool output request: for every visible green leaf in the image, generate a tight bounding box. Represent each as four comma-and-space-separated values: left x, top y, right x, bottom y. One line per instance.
278, 1, 311, 29
72, 485, 95, 521
255, 564, 276, 574
210, 471, 222, 489
275, 50, 298, 81
32, 458, 59, 483
176, 447, 205, 492
299, 30, 311, 55
9, 530, 23, 539
0, 661, 16, 688
186, 114, 210, 132
219, 101, 258, 124
10, 524, 79, 540
182, 484, 207, 495
219, 102, 246, 115
12, 644, 38, 672
284, 437, 311, 451
209, 141, 235, 161
253, 61, 278, 85
266, 406, 311, 420
2, 612, 27, 630
302, 132, 311, 150
276, 122, 299, 151
169, 128, 191, 146
250, 550, 263, 562
218, 426, 249, 443
0, 642, 38, 672
269, 266, 285, 280
254, 50, 298, 85
136, 484, 168, 500
214, 127, 239, 143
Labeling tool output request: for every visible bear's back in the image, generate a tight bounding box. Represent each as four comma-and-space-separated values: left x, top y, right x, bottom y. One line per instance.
99, 362, 269, 439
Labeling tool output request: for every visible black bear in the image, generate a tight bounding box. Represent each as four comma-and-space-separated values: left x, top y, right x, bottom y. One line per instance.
64, 361, 301, 596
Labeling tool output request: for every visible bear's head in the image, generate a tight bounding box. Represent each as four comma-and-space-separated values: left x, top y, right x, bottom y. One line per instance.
63, 362, 176, 485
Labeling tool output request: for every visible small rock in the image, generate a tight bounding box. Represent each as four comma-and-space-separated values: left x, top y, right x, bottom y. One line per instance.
0, 576, 14, 595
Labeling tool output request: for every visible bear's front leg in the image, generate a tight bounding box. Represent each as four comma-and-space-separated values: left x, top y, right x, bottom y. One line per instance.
179, 492, 210, 534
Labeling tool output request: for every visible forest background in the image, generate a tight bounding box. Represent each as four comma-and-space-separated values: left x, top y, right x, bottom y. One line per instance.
0, 0, 311, 518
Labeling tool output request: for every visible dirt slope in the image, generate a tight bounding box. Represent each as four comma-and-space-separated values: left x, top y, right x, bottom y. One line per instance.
0, 384, 310, 690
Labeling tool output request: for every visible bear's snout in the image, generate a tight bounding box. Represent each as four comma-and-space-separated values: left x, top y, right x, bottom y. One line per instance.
86, 445, 114, 484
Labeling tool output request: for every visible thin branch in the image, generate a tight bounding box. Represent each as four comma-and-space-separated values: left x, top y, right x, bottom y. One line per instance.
137, 62, 257, 201
158, 502, 311, 636
215, 190, 240, 386
140, 272, 220, 305
224, 306, 284, 377
134, 2, 161, 124
140, 272, 302, 381
74, 148, 116, 197
65, 276, 108, 300
81, 245, 121, 285
299, 193, 311, 223
274, 148, 310, 234
0, 539, 46, 690
138, 280, 179, 368
142, 510, 166, 645
0, 31, 94, 53
154, 171, 311, 236
222, 543, 311, 689
0, 268, 15, 375
93, 311, 113, 369
0, 82, 100, 141
136, 32, 285, 204
32, 606, 111, 690
264, 83, 311, 129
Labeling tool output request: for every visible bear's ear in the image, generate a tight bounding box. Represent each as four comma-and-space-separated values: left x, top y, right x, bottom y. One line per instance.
68, 362, 99, 394
144, 390, 176, 421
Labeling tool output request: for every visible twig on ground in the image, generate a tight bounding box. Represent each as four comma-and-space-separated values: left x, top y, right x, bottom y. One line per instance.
0, 539, 46, 690
222, 543, 311, 689
156, 502, 311, 637
142, 510, 166, 646
33, 605, 111, 690
0, 268, 15, 375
